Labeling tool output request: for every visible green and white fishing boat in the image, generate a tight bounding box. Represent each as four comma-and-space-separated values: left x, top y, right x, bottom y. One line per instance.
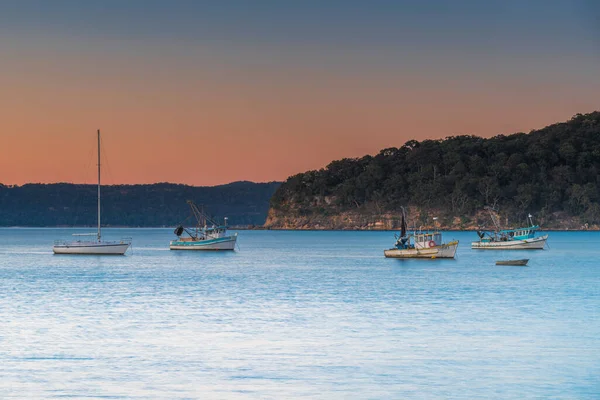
170, 201, 237, 251
472, 208, 548, 250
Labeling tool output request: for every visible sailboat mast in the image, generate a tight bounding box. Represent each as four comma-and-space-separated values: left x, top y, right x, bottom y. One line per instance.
97, 129, 101, 241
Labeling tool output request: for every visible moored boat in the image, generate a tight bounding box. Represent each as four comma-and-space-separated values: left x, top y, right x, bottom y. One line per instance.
170, 201, 237, 251
496, 259, 529, 266
53, 236, 131, 255
472, 208, 548, 250
472, 235, 547, 250
53, 130, 131, 255
384, 209, 458, 259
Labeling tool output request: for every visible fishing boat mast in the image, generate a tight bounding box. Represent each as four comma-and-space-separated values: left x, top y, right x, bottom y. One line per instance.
484, 206, 501, 231
187, 200, 208, 230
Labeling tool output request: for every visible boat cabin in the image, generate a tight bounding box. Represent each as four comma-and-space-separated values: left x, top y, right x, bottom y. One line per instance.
500, 225, 539, 241
414, 232, 442, 249
204, 225, 227, 239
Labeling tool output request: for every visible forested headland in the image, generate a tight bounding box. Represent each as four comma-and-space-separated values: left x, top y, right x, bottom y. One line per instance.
266, 112, 600, 230
0, 181, 280, 227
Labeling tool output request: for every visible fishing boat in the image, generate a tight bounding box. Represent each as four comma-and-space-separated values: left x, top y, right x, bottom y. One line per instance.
169, 201, 237, 251
472, 208, 548, 250
496, 259, 529, 266
384, 209, 459, 259
53, 130, 131, 255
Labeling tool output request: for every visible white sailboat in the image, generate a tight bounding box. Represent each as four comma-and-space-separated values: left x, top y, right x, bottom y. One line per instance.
53, 130, 131, 255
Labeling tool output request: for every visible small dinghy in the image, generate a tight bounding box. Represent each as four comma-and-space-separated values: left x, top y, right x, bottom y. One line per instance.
495, 259, 529, 266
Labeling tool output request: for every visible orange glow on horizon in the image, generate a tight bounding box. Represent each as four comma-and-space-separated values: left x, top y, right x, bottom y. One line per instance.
1, 47, 598, 186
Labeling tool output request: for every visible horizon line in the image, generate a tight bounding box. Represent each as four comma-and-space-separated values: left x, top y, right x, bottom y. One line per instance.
0, 180, 283, 188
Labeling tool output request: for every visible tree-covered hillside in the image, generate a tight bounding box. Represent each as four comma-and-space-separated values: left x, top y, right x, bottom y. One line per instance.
0, 181, 280, 227
267, 112, 600, 229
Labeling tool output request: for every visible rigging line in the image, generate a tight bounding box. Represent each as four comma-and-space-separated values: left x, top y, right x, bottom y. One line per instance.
98, 134, 120, 227
177, 214, 193, 227
80, 138, 96, 184
70, 135, 96, 226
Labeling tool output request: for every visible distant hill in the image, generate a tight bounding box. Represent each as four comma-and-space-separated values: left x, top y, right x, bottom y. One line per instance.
266, 112, 600, 230
0, 181, 280, 227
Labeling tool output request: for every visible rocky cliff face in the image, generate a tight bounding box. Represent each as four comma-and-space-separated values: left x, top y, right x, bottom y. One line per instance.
264, 207, 399, 230
264, 205, 596, 230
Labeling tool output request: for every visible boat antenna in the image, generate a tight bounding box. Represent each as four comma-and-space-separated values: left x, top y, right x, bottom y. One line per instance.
97, 129, 101, 242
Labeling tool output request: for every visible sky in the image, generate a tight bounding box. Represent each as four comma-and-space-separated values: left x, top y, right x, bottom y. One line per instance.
1, 0, 599, 186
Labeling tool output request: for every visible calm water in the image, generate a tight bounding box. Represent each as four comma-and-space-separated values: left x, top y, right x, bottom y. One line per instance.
0, 228, 598, 399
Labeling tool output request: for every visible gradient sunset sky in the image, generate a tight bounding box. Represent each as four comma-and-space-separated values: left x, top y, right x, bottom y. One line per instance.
1, 0, 599, 186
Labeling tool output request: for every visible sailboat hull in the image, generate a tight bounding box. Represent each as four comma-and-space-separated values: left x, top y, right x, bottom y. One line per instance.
53, 242, 130, 255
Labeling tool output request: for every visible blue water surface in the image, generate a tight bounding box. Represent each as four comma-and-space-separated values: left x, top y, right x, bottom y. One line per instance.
0, 228, 598, 399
